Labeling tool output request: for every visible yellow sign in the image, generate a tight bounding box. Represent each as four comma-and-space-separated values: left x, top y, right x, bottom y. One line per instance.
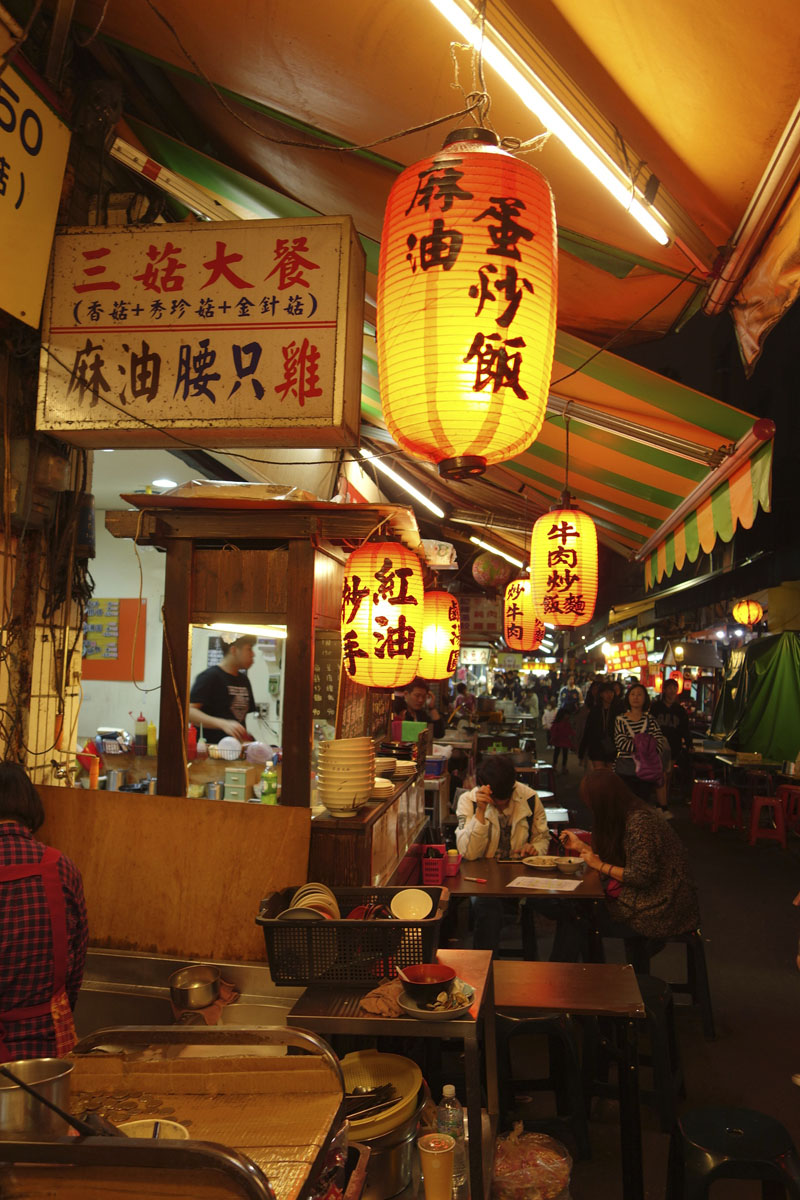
0, 64, 70, 327
37, 216, 364, 448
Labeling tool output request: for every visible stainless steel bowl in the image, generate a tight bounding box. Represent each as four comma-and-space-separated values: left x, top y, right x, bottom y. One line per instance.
0, 1058, 74, 1141
169, 964, 221, 1009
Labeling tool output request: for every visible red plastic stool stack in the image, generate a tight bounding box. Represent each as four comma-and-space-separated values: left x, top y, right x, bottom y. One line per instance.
710, 785, 742, 833
776, 784, 800, 833
749, 794, 787, 849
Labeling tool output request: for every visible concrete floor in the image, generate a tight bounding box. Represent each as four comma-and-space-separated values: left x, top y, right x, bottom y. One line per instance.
445, 752, 800, 1199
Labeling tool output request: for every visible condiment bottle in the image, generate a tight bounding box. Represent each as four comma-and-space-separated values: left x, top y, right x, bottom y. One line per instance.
88, 754, 100, 790
187, 723, 197, 761
134, 712, 147, 756
147, 719, 158, 757
260, 763, 278, 805
196, 726, 208, 759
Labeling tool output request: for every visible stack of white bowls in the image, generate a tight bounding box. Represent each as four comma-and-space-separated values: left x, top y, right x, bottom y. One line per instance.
316, 737, 376, 817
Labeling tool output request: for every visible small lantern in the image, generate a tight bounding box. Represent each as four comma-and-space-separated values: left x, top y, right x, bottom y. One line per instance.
340, 541, 424, 688
530, 498, 598, 628
377, 127, 558, 480
417, 591, 461, 680
668, 670, 684, 694
732, 599, 763, 626
503, 579, 545, 652
472, 551, 514, 591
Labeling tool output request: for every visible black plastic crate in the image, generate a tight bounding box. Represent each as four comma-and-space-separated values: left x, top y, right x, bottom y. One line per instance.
256, 886, 445, 987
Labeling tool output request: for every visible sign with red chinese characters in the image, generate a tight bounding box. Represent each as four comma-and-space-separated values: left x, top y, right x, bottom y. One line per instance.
603, 640, 649, 672
36, 216, 364, 448
458, 595, 502, 637
530, 503, 598, 628
0, 64, 71, 329
340, 541, 424, 689
503, 579, 545, 653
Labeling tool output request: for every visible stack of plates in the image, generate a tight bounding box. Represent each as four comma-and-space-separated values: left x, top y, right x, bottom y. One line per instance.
370, 776, 395, 800
316, 737, 375, 817
394, 760, 417, 780
374, 756, 396, 776
278, 881, 341, 920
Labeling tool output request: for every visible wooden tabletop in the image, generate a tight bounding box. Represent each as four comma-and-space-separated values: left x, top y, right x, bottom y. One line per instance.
494, 960, 645, 1018
287, 949, 493, 1030
446, 856, 606, 900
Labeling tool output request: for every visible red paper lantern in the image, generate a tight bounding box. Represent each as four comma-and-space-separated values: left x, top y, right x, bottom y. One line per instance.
377, 127, 558, 480
668, 670, 684, 694
417, 591, 461, 680
340, 541, 424, 688
472, 551, 514, 590
503, 579, 545, 652
732, 599, 763, 625
530, 500, 598, 628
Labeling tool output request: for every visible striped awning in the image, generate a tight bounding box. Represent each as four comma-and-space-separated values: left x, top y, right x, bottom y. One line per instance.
118, 121, 775, 582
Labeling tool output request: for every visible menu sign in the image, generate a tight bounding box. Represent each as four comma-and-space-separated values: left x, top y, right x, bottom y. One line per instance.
312, 631, 340, 725
37, 215, 364, 448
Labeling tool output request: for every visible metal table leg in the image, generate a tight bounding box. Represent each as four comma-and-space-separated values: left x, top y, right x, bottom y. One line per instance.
616, 1016, 644, 1200
464, 1037, 485, 1200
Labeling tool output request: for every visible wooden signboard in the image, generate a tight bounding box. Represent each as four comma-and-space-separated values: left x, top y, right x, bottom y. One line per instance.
335, 666, 393, 742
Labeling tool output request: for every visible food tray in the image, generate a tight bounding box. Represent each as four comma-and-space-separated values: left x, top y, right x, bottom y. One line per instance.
257, 886, 445, 987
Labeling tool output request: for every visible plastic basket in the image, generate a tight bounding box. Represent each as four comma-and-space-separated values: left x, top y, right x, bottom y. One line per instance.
444, 853, 462, 876
421, 845, 447, 886
256, 885, 445, 987
424, 756, 446, 777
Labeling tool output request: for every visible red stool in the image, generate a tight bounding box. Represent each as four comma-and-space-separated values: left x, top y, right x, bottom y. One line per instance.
749, 794, 787, 848
691, 780, 717, 826
710, 785, 742, 833
776, 784, 800, 832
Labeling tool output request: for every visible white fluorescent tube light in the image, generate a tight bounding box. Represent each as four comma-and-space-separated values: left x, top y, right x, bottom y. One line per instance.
584, 636, 607, 651
359, 449, 446, 518
469, 535, 524, 569
110, 137, 241, 221
429, 0, 672, 247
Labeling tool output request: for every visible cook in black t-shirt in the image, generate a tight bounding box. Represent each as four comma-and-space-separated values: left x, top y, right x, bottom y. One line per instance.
188, 636, 258, 743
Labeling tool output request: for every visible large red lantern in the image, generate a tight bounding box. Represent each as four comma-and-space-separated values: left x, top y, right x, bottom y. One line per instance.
530, 498, 598, 628
668, 670, 684, 694
377, 127, 558, 480
417, 591, 461, 680
504, 579, 545, 652
340, 541, 424, 688
732, 599, 763, 626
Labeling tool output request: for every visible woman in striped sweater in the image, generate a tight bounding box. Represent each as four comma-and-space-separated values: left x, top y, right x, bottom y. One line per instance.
614, 683, 671, 817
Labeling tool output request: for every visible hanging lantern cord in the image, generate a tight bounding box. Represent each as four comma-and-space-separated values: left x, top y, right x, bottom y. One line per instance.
561, 410, 572, 507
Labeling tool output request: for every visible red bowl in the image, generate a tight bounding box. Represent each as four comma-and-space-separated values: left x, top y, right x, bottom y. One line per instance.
399, 962, 456, 1004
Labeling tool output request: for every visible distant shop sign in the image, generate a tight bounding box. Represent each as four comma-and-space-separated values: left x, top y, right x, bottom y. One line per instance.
460, 647, 491, 665
604, 639, 649, 672
0, 64, 70, 328
37, 216, 364, 448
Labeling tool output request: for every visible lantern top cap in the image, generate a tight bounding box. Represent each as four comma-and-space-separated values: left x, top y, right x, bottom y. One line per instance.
441, 127, 499, 149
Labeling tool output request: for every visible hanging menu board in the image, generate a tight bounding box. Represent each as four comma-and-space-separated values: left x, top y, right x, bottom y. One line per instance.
335, 669, 393, 742
368, 690, 392, 741
313, 631, 341, 725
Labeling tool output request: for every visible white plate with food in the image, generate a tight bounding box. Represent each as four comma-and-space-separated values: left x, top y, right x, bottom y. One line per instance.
522, 855, 561, 870
397, 981, 474, 1020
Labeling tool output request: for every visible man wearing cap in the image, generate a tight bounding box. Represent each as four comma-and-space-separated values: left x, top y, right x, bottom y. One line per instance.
189, 635, 258, 743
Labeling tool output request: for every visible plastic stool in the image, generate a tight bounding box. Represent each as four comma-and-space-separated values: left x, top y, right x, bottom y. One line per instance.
749, 794, 787, 849
496, 1011, 591, 1160
691, 780, 717, 826
710, 785, 742, 833
626, 929, 715, 1041
666, 1106, 800, 1199
777, 784, 800, 832
582, 975, 683, 1133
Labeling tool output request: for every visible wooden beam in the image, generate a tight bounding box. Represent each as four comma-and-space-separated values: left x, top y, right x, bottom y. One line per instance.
282, 540, 315, 807
157, 540, 192, 796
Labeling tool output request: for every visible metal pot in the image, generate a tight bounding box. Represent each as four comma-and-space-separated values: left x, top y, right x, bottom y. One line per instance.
782, 761, 796, 776
360, 1087, 428, 1200
0, 1058, 74, 1141
106, 768, 127, 791
169, 964, 221, 1010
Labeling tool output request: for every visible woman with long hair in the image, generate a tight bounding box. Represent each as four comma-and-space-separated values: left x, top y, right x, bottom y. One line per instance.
614, 682, 671, 816
551, 770, 699, 965
578, 680, 619, 770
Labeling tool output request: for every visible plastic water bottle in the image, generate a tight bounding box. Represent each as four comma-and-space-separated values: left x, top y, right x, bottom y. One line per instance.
436, 1085, 467, 1188
261, 763, 278, 805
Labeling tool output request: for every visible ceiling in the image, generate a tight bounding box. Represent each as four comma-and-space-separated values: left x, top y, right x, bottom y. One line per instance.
24, 0, 800, 585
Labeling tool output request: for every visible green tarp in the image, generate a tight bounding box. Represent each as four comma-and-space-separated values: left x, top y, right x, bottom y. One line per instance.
711, 632, 800, 760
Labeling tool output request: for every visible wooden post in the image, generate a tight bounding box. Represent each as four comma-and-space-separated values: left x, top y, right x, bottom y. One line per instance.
157, 540, 192, 796
282, 539, 315, 806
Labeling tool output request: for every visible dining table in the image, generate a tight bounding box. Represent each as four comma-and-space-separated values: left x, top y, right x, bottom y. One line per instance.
446, 856, 606, 901
286, 948, 498, 1200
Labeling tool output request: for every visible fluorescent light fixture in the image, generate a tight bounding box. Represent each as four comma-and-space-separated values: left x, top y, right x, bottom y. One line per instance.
469, 535, 524, 569
152, 478, 177, 489
585, 635, 607, 651
100, 448, 114, 453
429, 0, 670, 246
207, 622, 288, 640
359, 449, 446, 518
543, 656, 557, 663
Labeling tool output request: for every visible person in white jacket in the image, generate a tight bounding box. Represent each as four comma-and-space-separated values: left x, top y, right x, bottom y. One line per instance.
455, 755, 550, 951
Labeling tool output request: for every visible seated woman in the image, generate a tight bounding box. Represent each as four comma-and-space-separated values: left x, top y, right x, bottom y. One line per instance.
456, 754, 550, 952
552, 770, 700, 967
0, 763, 88, 1061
